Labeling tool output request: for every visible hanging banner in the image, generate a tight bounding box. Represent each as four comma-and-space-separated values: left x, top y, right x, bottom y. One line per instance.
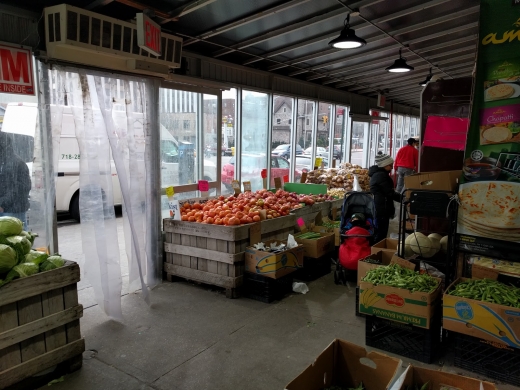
0, 42, 35, 96
458, 2, 520, 249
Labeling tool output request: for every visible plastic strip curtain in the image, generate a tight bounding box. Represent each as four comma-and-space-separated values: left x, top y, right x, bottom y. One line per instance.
48, 66, 159, 319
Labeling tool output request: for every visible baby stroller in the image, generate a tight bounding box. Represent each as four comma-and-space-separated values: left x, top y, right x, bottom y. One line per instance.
333, 192, 377, 285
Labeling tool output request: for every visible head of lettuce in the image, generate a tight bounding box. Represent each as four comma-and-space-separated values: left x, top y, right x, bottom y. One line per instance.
0, 244, 17, 274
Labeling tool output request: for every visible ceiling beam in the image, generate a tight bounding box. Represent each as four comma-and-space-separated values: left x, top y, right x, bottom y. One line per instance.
273, 16, 478, 75
212, 7, 352, 58
113, 0, 171, 19
85, 0, 115, 10
183, 0, 312, 46
334, 54, 475, 89
160, 0, 217, 23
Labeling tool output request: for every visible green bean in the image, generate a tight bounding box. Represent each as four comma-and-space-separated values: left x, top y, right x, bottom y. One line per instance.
447, 279, 520, 307
361, 264, 439, 293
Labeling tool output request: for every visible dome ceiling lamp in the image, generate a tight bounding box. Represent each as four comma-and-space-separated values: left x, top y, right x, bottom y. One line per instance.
328, 12, 367, 49
385, 48, 414, 73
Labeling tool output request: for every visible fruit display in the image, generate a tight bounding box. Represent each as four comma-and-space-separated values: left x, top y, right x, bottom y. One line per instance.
180, 189, 302, 225
327, 188, 347, 199
297, 193, 335, 205
305, 162, 370, 191
405, 233, 448, 258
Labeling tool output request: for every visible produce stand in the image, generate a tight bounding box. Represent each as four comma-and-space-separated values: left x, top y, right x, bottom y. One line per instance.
0, 261, 84, 389
163, 215, 295, 298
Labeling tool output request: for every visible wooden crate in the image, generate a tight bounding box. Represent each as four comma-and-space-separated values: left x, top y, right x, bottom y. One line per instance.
163, 214, 295, 298
0, 261, 84, 389
290, 201, 332, 227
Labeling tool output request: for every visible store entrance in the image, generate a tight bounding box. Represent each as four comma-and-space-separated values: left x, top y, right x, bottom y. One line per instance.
349, 114, 389, 168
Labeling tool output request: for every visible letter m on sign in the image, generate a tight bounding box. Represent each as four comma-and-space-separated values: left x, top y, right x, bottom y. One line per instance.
0, 43, 34, 95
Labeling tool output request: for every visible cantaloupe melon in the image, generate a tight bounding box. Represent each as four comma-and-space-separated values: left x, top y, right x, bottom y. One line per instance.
428, 233, 442, 242
409, 234, 431, 256
440, 235, 449, 253
422, 238, 440, 258
398, 242, 414, 258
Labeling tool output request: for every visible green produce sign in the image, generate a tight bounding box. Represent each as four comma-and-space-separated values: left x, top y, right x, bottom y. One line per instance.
458, 1, 520, 246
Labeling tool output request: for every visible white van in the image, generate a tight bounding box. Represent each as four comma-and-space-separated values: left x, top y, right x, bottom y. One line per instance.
1, 102, 216, 221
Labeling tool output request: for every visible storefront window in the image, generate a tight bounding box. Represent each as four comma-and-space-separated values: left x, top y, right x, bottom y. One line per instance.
271, 95, 294, 185
221, 88, 237, 195
241, 90, 268, 191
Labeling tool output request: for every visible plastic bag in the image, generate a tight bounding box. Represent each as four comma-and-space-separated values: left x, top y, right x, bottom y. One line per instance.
287, 234, 298, 249
292, 282, 309, 294
353, 174, 362, 192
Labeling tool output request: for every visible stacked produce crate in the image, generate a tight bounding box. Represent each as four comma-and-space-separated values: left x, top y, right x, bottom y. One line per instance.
163, 215, 295, 298
0, 261, 84, 388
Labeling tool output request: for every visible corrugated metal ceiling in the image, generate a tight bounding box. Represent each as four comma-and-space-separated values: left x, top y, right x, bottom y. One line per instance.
0, 0, 480, 107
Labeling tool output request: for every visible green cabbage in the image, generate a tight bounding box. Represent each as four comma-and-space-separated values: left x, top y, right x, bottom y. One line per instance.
5, 262, 39, 281
6, 235, 32, 255
0, 244, 17, 274
0, 216, 23, 236
19, 231, 38, 245
25, 250, 49, 265
40, 256, 65, 272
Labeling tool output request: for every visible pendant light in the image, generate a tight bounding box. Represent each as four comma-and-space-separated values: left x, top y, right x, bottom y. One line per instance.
328, 13, 366, 49
385, 48, 414, 73
419, 68, 434, 86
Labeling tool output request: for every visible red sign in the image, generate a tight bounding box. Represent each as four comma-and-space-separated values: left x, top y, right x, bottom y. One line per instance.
283, 175, 289, 183
0, 43, 34, 96
385, 294, 405, 307
261, 169, 267, 179
198, 180, 209, 192
136, 14, 161, 56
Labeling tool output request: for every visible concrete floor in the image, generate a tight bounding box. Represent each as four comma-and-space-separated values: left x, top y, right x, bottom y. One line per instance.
41, 212, 516, 390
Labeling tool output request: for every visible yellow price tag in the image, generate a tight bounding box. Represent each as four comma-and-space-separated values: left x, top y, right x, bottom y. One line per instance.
165, 186, 175, 198
315, 157, 323, 168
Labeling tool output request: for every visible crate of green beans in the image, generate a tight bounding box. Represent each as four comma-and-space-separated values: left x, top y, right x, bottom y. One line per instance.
359, 264, 442, 329
443, 278, 520, 348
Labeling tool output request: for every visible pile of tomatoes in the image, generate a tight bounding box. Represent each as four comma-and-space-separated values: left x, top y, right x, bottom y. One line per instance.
180, 189, 304, 226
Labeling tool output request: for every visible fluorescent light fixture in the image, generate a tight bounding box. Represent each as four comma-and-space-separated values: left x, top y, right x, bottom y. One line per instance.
328, 13, 366, 49
386, 49, 414, 73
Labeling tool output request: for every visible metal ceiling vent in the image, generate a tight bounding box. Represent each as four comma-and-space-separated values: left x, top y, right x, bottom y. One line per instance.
44, 4, 183, 76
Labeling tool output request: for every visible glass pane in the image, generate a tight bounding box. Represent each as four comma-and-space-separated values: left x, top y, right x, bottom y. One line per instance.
403, 115, 411, 141
202, 94, 217, 185
159, 88, 200, 216
242, 90, 268, 191
318, 102, 332, 164
221, 89, 237, 195
271, 95, 294, 185
334, 106, 347, 165
294, 99, 314, 175
351, 120, 367, 167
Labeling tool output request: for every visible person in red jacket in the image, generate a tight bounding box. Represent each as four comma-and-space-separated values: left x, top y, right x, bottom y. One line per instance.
394, 137, 419, 193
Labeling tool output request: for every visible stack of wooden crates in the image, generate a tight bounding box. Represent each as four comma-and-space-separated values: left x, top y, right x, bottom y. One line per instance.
0, 261, 85, 389
163, 215, 296, 297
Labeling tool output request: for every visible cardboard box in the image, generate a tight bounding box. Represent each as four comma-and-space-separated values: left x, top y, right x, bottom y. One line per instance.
245, 240, 304, 279
295, 229, 335, 258
285, 339, 401, 390
357, 251, 389, 285
359, 276, 442, 329
392, 365, 498, 390
443, 278, 520, 349
404, 170, 461, 193
371, 238, 398, 264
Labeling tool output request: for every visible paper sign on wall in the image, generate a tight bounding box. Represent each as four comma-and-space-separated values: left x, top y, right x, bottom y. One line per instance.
243, 181, 252, 192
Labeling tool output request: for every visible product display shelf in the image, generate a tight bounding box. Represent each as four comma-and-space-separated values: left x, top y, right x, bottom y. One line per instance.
163, 215, 295, 298
397, 188, 459, 287
365, 311, 441, 364
0, 261, 85, 389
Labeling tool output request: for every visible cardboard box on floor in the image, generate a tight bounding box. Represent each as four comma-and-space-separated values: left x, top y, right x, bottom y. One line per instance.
358, 255, 440, 329
443, 278, 520, 349
404, 170, 461, 193
371, 238, 398, 264
389, 365, 498, 390
285, 339, 402, 390
245, 239, 304, 279
295, 211, 335, 258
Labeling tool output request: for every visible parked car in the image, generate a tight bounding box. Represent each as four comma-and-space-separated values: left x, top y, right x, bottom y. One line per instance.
303, 146, 327, 157
295, 156, 329, 173
326, 145, 343, 159
272, 144, 303, 159
222, 154, 302, 189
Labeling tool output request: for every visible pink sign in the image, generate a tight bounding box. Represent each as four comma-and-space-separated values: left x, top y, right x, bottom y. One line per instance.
198, 180, 209, 192
423, 116, 469, 151
297, 218, 305, 227
283, 175, 289, 183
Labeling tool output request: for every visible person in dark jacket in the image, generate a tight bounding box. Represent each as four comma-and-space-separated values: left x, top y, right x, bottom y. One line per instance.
0, 132, 31, 228
369, 153, 400, 243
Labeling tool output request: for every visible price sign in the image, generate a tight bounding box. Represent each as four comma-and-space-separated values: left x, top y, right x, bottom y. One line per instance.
243, 181, 252, 192
261, 169, 267, 179
274, 177, 282, 189
232, 180, 241, 195
168, 199, 181, 220
198, 180, 209, 192
283, 175, 289, 183
315, 157, 323, 168
165, 186, 175, 198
